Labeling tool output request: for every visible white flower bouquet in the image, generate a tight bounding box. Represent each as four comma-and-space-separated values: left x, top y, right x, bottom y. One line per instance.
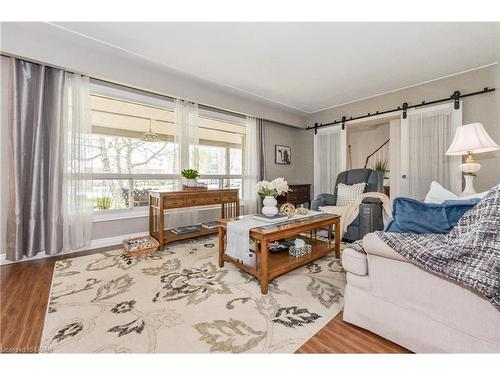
256, 177, 292, 197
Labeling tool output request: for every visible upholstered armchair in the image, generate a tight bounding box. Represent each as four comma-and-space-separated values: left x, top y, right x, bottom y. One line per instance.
311, 168, 384, 242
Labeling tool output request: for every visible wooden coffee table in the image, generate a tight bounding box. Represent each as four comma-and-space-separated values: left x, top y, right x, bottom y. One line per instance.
218, 213, 340, 294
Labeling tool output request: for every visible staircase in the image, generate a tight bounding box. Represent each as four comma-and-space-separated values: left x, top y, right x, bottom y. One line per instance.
364, 139, 390, 171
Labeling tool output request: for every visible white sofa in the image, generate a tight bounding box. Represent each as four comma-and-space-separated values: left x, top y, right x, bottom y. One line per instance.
342, 233, 500, 353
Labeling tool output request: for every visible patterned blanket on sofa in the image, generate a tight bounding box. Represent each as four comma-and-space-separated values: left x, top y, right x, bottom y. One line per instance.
350, 184, 500, 312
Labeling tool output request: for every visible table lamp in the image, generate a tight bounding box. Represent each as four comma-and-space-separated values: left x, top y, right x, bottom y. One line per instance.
446, 122, 500, 196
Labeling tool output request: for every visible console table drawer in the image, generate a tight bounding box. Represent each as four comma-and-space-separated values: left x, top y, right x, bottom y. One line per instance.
187, 195, 221, 206
164, 198, 186, 208
222, 193, 238, 203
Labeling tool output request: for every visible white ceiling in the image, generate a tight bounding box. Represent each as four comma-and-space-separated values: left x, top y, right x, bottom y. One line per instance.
53, 22, 498, 114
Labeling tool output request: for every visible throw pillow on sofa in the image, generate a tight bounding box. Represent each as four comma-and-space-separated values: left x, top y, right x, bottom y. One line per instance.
385, 197, 480, 234
424, 181, 487, 204
336, 182, 366, 206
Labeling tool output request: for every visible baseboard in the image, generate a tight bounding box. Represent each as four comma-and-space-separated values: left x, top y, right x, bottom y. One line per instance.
0, 230, 149, 265
83, 231, 150, 251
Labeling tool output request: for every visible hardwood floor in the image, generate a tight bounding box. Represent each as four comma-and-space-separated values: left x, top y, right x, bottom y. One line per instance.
1, 259, 54, 353
296, 313, 410, 353
0, 247, 410, 354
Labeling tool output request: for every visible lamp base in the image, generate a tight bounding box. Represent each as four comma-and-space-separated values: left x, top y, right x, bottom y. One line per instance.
459, 162, 481, 174
461, 174, 476, 197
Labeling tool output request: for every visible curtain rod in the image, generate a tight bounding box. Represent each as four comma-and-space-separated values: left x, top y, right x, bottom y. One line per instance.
0, 52, 251, 122
306, 87, 496, 134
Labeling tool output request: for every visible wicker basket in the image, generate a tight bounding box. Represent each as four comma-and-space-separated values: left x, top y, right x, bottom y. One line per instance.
122, 235, 160, 256
289, 244, 312, 258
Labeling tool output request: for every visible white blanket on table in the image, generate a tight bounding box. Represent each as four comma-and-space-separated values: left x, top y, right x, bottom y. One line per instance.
319, 192, 392, 236
226, 211, 324, 267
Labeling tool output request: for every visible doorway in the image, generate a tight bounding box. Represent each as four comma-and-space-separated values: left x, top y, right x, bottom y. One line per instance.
346, 115, 399, 198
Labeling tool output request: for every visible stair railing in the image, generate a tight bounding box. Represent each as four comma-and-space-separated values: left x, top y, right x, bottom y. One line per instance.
364, 139, 390, 169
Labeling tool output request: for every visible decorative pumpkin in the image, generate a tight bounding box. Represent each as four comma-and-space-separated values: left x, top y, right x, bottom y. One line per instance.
295, 206, 309, 215
279, 203, 296, 217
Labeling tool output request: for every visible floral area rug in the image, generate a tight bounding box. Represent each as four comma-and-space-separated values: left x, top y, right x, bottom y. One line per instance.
40, 235, 346, 353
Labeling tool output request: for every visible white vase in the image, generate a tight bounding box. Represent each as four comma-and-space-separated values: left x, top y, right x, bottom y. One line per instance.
262, 196, 278, 217
186, 179, 197, 187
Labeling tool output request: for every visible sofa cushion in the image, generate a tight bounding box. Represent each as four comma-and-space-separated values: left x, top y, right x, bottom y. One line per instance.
385, 197, 479, 234
342, 247, 368, 276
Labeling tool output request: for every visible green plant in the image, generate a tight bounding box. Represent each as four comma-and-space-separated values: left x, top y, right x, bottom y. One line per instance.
95, 196, 113, 210
373, 160, 388, 173
181, 168, 200, 179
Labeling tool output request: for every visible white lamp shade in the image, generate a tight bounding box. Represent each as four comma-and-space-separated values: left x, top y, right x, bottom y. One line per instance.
446, 122, 500, 155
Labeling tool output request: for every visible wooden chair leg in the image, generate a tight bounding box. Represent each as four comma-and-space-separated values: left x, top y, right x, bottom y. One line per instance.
218, 227, 225, 267
260, 240, 269, 294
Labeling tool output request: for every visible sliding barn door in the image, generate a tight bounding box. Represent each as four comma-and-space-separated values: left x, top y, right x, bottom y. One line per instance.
314, 125, 347, 196
400, 103, 462, 200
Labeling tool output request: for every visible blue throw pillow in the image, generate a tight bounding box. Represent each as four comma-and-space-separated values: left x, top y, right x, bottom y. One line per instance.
385, 197, 479, 234
442, 199, 480, 228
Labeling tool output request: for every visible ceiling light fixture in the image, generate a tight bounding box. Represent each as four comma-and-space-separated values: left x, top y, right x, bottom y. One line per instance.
141, 119, 160, 142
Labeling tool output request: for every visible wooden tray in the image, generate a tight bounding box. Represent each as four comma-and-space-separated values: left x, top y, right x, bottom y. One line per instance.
123, 235, 160, 256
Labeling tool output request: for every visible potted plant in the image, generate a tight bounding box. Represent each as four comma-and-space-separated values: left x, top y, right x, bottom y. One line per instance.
256, 177, 292, 217
373, 160, 390, 188
181, 168, 200, 187
373, 160, 388, 174
95, 196, 112, 210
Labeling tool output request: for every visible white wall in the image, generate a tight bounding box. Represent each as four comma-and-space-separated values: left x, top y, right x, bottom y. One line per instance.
263, 121, 314, 186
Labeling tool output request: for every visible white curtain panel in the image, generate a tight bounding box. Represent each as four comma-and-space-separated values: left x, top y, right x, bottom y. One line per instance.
62, 73, 93, 251
243, 116, 259, 214
168, 99, 200, 228
389, 118, 402, 200
314, 127, 344, 196
407, 106, 461, 200
175, 99, 199, 172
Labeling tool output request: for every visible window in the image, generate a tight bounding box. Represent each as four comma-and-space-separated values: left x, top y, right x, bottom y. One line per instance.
89, 83, 245, 213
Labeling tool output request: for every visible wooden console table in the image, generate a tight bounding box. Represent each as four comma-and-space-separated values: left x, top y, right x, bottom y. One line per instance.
149, 189, 239, 247
218, 213, 340, 294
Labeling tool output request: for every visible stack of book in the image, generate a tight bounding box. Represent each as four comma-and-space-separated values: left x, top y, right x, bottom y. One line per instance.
170, 225, 201, 235
201, 221, 219, 229
268, 238, 296, 254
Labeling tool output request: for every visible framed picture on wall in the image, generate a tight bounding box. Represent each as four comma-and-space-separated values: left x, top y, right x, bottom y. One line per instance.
275, 145, 291, 165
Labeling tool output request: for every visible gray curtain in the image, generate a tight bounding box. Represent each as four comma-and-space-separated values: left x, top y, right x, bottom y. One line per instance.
6, 58, 66, 261
257, 118, 266, 181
